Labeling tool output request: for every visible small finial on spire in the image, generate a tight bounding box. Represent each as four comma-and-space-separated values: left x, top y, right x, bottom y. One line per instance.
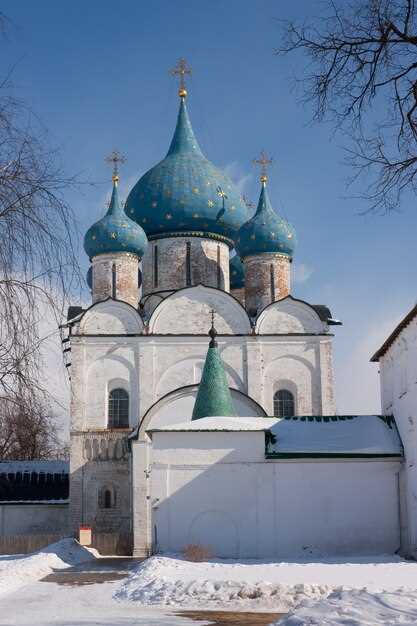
105, 150, 126, 186
209, 309, 217, 347
253, 150, 273, 186
170, 58, 192, 98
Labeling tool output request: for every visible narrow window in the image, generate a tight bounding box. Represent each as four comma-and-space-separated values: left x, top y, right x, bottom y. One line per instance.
270, 264, 275, 302
104, 489, 112, 509
186, 241, 191, 286
99, 486, 116, 509
273, 389, 295, 418
108, 388, 129, 428
112, 263, 117, 299
153, 245, 158, 288
217, 245, 221, 289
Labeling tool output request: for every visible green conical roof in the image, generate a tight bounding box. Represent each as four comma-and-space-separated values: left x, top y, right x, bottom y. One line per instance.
192, 325, 236, 420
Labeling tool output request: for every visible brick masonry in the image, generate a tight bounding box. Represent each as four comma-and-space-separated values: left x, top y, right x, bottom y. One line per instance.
244, 253, 291, 315
92, 252, 140, 308
142, 237, 230, 297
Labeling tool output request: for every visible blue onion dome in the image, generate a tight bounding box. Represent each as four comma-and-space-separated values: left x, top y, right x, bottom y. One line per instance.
235, 181, 296, 259
230, 254, 245, 289
86, 266, 92, 289
84, 177, 148, 260
125, 96, 247, 245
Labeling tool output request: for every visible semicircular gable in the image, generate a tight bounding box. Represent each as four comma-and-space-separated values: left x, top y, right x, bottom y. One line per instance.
137, 384, 267, 440
148, 285, 251, 335
78, 299, 144, 335
255, 297, 325, 335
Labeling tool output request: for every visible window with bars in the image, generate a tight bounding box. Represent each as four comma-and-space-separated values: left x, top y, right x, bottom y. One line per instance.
108, 388, 129, 428
273, 389, 295, 418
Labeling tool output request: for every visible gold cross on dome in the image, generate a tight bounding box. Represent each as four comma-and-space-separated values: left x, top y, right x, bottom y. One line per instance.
253, 150, 273, 185
170, 58, 192, 98
105, 150, 126, 184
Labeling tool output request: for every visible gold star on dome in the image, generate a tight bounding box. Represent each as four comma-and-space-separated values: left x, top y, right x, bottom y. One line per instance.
207, 200, 214, 207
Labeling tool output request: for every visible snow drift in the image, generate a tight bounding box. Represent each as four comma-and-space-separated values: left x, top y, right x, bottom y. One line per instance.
0, 538, 94, 597
115, 554, 417, 612
275, 589, 417, 626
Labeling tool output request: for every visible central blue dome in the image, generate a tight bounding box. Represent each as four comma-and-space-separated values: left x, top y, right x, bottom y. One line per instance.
125, 98, 248, 245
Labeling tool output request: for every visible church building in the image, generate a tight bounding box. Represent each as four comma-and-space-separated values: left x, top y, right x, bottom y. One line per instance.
65, 61, 407, 558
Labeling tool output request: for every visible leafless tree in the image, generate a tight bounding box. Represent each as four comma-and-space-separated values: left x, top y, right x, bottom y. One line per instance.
277, 0, 417, 211
0, 17, 81, 422
0, 394, 66, 460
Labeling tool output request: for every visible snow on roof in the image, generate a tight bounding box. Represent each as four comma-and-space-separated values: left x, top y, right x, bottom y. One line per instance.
147, 415, 403, 458
266, 415, 403, 457
147, 416, 278, 433
0, 460, 69, 474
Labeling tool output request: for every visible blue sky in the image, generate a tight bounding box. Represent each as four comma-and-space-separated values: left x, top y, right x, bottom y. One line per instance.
3, 0, 416, 415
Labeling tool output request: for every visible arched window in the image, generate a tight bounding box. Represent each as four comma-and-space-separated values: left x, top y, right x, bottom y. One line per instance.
108, 388, 129, 428
98, 485, 116, 509
274, 389, 295, 418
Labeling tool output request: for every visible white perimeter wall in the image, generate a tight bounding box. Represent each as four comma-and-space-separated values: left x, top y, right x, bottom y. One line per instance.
379, 316, 417, 555
0, 503, 69, 536
150, 432, 400, 558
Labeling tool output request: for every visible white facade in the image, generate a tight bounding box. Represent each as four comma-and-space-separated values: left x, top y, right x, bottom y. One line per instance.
373, 308, 417, 556
68, 283, 338, 554
149, 423, 401, 558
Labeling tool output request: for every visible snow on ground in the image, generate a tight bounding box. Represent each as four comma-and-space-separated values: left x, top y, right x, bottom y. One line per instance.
0, 578, 202, 626
115, 554, 417, 613
0, 538, 93, 597
275, 589, 417, 626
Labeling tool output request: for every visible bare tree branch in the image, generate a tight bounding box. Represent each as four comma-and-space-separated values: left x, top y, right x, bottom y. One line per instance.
0, 19, 82, 432
277, 0, 417, 211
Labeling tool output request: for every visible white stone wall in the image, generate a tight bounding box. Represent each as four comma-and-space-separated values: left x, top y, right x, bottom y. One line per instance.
0, 503, 69, 536
150, 430, 401, 558
69, 431, 131, 535
70, 334, 335, 429
378, 316, 417, 556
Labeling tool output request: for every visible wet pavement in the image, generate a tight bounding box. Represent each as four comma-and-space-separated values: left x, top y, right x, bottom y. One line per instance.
40, 558, 285, 625
41, 557, 139, 586
175, 610, 284, 625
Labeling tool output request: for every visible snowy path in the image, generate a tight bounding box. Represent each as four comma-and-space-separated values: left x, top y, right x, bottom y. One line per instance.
0, 577, 208, 626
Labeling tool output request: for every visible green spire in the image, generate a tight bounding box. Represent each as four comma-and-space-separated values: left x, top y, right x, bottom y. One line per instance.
107, 178, 122, 216
192, 315, 236, 421
166, 98, 204, 157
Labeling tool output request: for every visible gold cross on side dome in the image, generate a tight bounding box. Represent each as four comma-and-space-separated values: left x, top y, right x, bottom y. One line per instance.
105, 150, 126, 185
253, 150, 273, 185
170, 58, 192, 98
